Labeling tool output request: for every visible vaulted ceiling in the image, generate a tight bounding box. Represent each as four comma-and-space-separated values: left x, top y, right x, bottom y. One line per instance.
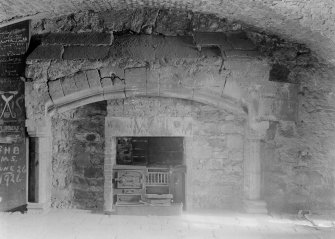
1, 0, 335, 64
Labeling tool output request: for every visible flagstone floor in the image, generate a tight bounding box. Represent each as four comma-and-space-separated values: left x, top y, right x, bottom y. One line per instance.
0, 209, 334, 239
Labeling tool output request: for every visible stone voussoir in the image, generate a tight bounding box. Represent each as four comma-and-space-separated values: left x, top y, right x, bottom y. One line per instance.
74, 71, 90, 91
60, 76, 78, 95
85, 69, 102, 88
124, 66, 147, 89
48, 79, 64, 101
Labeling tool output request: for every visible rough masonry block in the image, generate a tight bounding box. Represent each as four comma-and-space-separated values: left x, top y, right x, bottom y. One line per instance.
74, 72, 89, 90
61, 76, 77, 95
227, 32, 256, 51
193, 32, 233, 50
27, 45, 63, 60
85, 69, 101, 88
43, 32, 113, 46
124, 67, 147, 89
269, 64, 291, 83
101, 77, 113, 88
99, 64, 124, 79
224, 50, 260, 58
63, 46, 109, 60
48, 79, 64, 101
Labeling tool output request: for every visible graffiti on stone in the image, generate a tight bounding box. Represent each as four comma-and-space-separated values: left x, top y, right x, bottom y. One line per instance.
106, 117, 193, 136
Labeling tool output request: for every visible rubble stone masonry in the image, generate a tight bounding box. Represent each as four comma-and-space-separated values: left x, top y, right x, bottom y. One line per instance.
24, 9, 335, 213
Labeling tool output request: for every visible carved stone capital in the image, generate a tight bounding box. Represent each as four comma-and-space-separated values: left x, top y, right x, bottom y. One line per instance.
246, 120, 269, 140
26, 117, 51, 137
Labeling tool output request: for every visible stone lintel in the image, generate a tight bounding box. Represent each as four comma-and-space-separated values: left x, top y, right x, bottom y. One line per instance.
227, 32, 256, 51
43, 32, 113, 46
193, 31, 256, 53
193, 32, 232, 49
63, 46, 109, 60
27, 45, 63, 61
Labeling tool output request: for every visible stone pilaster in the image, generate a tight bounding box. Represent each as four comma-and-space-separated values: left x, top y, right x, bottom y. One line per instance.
243, 121, 269, 214
104, 132, 117, 213
26, 117, 52, 213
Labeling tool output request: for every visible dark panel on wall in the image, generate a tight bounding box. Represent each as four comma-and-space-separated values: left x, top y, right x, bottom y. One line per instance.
0, 78, 26, 211
148, 137, 183, 166
116, 137, 184, 167
0, 20, 30, 78
0, 20, 29, 211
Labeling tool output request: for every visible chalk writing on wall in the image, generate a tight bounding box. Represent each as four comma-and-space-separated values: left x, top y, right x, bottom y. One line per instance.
0, 145, 26, 186
0, 78, 25, 120
0, 20, 29, 211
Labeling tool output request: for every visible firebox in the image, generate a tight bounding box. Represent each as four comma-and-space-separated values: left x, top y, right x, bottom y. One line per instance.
113, 137, 185, 213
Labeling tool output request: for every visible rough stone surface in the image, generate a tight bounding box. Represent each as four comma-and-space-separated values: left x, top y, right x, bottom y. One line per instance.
1, 2, 333, 63
47, 60, 85, 81
24, 33, 335, 213
227, 32, 256, 51
48, 79, 64, 100
124, 66, 147, 90
85, 69, 101, 88
107, 97, 245, 209
27, 45, 63, 60
193, 32, 231, 49
63, 46, 109, 60
61, 76, 78, 96
262, 66, 335, 213
26, 34, 293, 119
51, 102, 106, 209
99, 8, 159, 33
73, 71, 89, 91
25, 61, 50, 82
43, 32, 113, 46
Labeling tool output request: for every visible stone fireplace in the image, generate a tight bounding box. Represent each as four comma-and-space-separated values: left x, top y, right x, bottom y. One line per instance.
104, 97, 246, 213
24, 33, 298, 214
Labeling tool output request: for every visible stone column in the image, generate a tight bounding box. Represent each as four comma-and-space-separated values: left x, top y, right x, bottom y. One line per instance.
184, 136, 193, 211
104, 132, 117, 213
26, 118, 52, 213
243, 122, 268, 214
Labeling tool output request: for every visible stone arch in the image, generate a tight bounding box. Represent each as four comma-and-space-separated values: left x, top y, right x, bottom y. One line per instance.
26, 74, 268, 213
25, 35, 270, 213
46, 84, 247, 117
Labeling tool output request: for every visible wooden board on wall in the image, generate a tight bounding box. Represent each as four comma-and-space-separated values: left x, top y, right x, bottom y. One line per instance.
0, 20, 29, 211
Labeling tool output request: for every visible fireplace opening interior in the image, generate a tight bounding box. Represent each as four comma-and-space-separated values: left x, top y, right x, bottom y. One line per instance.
114, 137, 186, 209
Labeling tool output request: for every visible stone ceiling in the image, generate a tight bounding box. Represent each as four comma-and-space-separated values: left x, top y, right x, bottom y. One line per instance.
1, 0, 335, 64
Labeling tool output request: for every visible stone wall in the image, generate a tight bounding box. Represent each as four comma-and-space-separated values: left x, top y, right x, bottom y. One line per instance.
107, 97, 245, 210
25, 32, 303, 212
2, 0, 335, 63
51, 102, 106, 209
262, 65, 335, 213
24, 8, 335, 213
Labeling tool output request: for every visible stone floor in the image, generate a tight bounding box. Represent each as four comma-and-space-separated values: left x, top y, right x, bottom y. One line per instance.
0, 209, 334, 239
